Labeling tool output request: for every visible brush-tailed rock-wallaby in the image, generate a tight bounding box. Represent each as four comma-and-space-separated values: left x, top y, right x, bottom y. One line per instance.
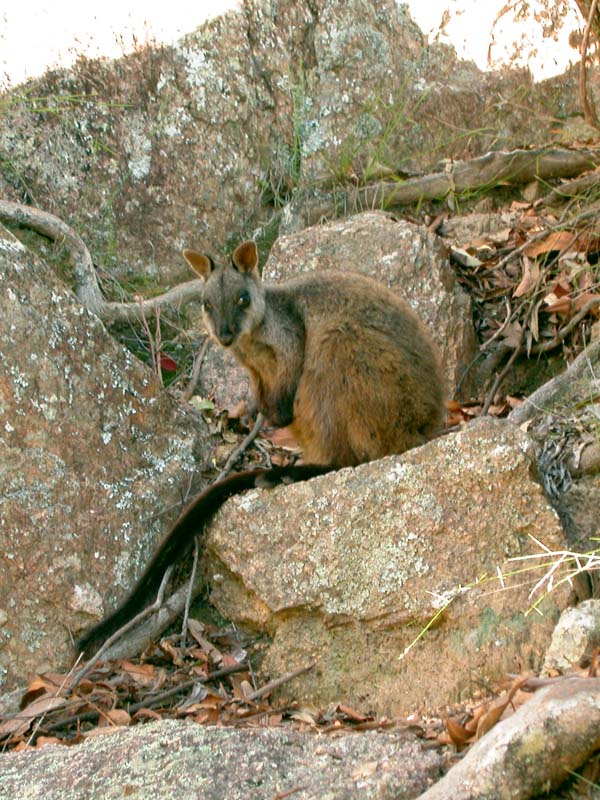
186, 240, 445, 466
79, 240, 445, 656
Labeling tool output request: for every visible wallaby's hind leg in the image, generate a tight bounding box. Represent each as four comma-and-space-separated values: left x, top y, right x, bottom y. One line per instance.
292, 321, 443, 466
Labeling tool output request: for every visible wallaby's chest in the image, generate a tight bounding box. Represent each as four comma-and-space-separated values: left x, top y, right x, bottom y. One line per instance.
233, 330, 284, 374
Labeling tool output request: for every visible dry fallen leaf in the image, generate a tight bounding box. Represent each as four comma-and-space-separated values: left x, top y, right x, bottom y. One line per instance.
187, 619, 224, 664
0, 694, 68, 741
574, 291, 600, 314
20, 674, 70, 709
488, 227, 513, 244
544, 295, 572, 316
132, 708, 162, 722
290, 708, 319, 726
100, 709, 131, 728
336, 704, 370, 722
513, 256, 540, 298
34, 736, 65, 749
445, 716, 473, 748
524, 230, 577, 258
119, 660, 157, 686
500, 321, 523, 349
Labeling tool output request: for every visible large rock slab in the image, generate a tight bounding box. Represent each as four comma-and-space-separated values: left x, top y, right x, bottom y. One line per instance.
203, 417, 568, 713
0, 720, 445, 800
543, 599, 600, 674
0, 227, 208, 689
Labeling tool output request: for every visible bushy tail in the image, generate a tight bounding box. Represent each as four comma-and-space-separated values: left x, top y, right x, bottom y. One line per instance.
77, 464, 331, 657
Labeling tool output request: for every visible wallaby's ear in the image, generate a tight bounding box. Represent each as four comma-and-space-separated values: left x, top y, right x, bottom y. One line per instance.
231, 241, 259, 274
183, 249, 214, 281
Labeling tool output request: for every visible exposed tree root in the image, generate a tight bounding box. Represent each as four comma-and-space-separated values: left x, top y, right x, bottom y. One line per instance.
418, 677, 600, 800
509, 337, 600, 425
302, 146, 600, 225
0, 200, 203, 323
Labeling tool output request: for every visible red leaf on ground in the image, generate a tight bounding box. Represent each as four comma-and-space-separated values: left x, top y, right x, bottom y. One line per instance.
159, 353, 178, 372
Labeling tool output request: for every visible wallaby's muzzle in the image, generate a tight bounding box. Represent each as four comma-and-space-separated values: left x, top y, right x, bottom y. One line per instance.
218, 327, 234, 346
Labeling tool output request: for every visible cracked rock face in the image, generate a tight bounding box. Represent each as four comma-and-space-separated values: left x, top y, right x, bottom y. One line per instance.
203, 417, 568, 714
0, 719, 446, 800
0, 228, 208, 689
0, 1, 578, 282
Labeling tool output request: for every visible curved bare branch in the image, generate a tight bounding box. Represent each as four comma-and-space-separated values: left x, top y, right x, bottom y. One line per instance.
0, 200, 203, 324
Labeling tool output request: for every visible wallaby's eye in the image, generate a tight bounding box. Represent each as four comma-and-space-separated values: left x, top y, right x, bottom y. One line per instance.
203, 300, 212, 313
238, 292, 250, 308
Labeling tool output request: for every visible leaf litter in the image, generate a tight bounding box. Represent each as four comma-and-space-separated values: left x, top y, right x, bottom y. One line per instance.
0, 622, 390, 751
1, 616, 597, 757
442, 193, 600, 423
450, 201, 600, 360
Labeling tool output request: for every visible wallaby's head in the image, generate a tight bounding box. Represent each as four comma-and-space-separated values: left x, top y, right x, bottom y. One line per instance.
183, 240, 266, 348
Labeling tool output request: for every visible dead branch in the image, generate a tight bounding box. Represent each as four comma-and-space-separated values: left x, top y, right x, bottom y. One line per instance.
138, 296, 163, 386
82, 577, 193, 663
418, 677, 600, 800
216, 413, 265, 482
481, 337, 523, 416
579, 0, 600, 129
0, 199, 106, 312
181, 336, 211, 401
41, 664, 248, 735
181, 537, 200, 639
302, 147, 600, 226
537, 168, 600, 207
529, 297, 600, 355
509, 337, 600, 426
245, 662, 316, 701
74, 565, 174, 685
0, 200, 203, 324
576, 0, 600, 44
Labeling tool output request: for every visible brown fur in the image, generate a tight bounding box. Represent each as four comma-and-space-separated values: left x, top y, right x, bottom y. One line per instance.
185, 241, 445, 467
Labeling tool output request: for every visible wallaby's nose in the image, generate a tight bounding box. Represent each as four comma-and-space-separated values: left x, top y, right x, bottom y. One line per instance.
219, 328, 234, 346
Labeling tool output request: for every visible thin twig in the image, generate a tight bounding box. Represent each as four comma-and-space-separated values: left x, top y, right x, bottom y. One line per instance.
181, 336, 211, 401
480, 296, 512, 350
491, 228, 552, 272
509, 338, 600, 425
216, 413, 265, 481
42, 663, 249, 733
154, 307, 163, 384
537, 169, 600, 207
137, 295, 162, 386
530, 297, 600, 355
272, 786, 308, 800
131, 664, 249, 712
245, 662, 316, 702
481, 333, 524, 415
492, 204, 599, 274
580, 0, 600, 129
73, 566, 174, 687
181, 537, 200, 640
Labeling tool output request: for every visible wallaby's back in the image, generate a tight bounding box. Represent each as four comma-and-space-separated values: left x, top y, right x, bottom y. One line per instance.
184, 241, 445, 467
273, 271, 444, 465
